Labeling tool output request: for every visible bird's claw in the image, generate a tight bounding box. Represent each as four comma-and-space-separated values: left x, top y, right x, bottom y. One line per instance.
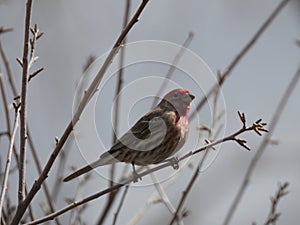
157, 157, 180, 170
170, 157, 179, 170
132, 171, 142, 183
131, 162, 142, 183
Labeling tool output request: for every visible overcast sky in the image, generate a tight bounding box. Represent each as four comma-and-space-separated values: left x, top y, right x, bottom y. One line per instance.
0, 0, 300, 225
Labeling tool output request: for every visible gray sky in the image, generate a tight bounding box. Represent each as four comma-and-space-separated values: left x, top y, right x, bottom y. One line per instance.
0, 0, 300, 224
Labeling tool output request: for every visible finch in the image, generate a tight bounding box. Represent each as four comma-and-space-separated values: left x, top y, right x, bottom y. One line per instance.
63, 88, 195, 182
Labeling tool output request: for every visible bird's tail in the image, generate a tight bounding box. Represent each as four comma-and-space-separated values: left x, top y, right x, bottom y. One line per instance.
63, 153, 117, 182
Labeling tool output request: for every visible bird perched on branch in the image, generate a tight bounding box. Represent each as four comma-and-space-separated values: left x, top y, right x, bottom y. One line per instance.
63, 88, 195, 182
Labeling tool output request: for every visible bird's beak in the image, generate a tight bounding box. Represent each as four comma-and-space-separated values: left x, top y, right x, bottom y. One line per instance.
188, 93, 195, 100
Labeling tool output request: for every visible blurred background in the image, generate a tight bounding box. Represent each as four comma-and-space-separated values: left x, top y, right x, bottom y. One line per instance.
0, 0, 300, 224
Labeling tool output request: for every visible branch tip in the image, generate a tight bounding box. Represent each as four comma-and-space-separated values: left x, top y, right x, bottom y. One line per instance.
0, 27, 13, 34
16, 57, 23, 67
237, 111, 246, 128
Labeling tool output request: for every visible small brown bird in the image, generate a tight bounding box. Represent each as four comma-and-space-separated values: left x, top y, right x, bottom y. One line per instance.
63, 88, 195, 182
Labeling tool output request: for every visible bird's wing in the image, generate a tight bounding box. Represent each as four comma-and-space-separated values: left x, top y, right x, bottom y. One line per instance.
108, 108, 173, 154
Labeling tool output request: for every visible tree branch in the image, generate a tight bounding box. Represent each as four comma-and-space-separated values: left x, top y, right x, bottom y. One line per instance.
18, 0, 33, 203
0, 39, 17, 96
169, 150, 210, 225
0, 82, 20, 222
0, 27, 13, 34
111, 185, 129, 225
263, 182, 289, 225
150, 172, 177, 216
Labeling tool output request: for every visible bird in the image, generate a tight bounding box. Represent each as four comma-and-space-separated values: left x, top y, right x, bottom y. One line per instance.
63, 88, 195, 182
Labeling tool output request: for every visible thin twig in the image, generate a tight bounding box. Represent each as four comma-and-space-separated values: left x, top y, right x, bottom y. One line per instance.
127, 202, 150, 225
0, 69, 20, 171
0, 73, 35, 223
150, 172, 176, 215
127, 163, 187, 225
0, 38, 20, 172
0, 73, 11, 144
112, 0, 131, 145
26, 129, 62, 225
295, 39, 300, 48
169, 150, 210, 225
151, 32, 194, 108
24, 158, 199, 225
181, 113, 267, 161
52, 135, 73, 202
28, 67, 44, 82
24, 113, 267, 225
0, 40, 18, 96
27, 129, 61, 225
0, 27, 13, 34
190, 0, 290, 119
98, 1, 131, 224
24, 183, 125, 225
18, 0, 33, 203
11, 1, 150, 224
0, 131, 9, 137
262, 182, 289, 225
222, 66, 300, 225
68, 175, 90, 225
112, 185, 129, 225
0, 96, 20, 223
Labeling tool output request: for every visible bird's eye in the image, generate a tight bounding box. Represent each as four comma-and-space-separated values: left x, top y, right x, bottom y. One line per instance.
173, 93, 178, 98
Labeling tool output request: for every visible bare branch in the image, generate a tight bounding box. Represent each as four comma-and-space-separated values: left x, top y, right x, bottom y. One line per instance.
295, 39, 300, 48
0, 72, 35, 224
16, 57, 23, 67
262, 182, 289, 225
51, 135, 74, 202
0, 27, 13, 34
0, 94, 20, 223
28, 67, 44, 82
150, 172, 176, 215
127, 162, 188, 225
24, 183, 125, 225
18, 0, 33, 203
0, 73, 12, 141
0, 131, 9, 137
82, 55, 96, 73
184, 112, 267, 159
0, 40, 18, 95
169, 150, 210, 225
112, 185, 129, 225
68, 173, 91, 225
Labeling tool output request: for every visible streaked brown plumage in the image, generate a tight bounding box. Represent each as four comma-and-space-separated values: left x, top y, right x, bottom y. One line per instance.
63, 88, 194, 182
